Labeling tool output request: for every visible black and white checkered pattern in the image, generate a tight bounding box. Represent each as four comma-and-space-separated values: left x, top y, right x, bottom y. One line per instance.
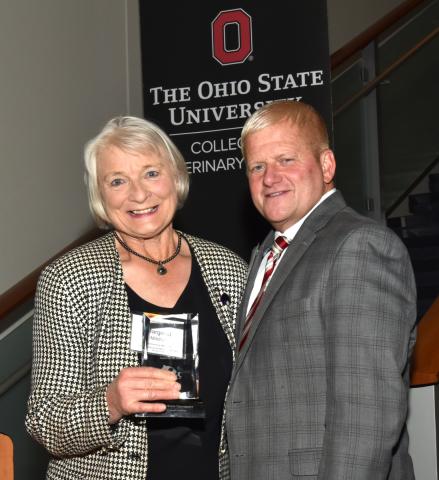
26, 231, 247, 480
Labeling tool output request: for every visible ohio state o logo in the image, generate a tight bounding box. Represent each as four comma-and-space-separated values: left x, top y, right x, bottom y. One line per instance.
211, 9, 253, 66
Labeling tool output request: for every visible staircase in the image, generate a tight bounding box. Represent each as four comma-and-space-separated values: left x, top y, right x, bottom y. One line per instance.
387, 173, 439, 319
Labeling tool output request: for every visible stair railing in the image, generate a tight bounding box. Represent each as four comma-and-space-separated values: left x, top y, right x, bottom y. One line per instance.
386, 154, 439, 217
334, 26, 439, 118
331, 0, 439, 220
330, 0, 428, 70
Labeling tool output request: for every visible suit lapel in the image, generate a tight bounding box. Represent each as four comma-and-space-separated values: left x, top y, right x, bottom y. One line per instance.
235, 227, 315, 367
234, 191, 347, 371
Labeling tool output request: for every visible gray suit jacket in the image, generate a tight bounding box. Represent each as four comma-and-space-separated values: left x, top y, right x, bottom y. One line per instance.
225, 191, 417, 480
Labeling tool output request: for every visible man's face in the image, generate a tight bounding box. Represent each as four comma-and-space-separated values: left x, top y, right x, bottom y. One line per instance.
245, 120, 335, 232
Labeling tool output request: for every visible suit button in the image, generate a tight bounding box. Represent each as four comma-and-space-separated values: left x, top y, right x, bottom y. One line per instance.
128, 452, 142, 461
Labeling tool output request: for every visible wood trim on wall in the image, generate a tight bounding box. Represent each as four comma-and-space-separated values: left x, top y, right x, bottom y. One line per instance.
0, 229, 102, 320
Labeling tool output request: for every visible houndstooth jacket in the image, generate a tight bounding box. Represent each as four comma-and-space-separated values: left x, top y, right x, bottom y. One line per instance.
26, 231, 247, 480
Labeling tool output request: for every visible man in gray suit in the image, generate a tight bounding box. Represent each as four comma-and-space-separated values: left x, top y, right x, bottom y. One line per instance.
225, 100, 417, 479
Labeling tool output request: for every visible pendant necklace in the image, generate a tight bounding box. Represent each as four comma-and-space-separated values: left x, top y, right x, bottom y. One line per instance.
114, 230, 182, 275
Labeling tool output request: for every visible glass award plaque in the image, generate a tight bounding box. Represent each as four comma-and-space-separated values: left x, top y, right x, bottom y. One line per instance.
131, 312, 205, 419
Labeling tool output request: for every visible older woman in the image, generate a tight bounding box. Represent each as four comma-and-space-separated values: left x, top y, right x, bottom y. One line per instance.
26, 116, 247, 480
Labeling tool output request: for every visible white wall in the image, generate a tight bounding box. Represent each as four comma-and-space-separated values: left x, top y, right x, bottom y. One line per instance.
0, 0, 142, 293
327, 0, 403, 52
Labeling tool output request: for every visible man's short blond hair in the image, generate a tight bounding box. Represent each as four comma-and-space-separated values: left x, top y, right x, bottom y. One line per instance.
241, 100, 330, 158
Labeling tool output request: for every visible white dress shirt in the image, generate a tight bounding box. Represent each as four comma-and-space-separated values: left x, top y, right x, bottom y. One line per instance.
246, 189, 336, 314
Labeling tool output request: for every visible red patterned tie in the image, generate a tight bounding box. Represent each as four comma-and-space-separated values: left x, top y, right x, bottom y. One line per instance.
239, 236, 289, 351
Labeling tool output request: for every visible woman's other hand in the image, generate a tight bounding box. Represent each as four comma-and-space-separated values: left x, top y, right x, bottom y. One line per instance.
106, 366, 181, 424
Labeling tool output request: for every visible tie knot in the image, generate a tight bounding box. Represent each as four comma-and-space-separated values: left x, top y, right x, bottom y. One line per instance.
272, 235, 289, 256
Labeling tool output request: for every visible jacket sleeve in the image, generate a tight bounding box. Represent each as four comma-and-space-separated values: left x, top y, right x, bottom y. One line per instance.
25, 262, 129, 457
318, 225, 417, 479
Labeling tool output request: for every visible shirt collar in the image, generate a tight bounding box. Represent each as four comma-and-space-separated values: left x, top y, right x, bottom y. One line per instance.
275, 188, 336, 243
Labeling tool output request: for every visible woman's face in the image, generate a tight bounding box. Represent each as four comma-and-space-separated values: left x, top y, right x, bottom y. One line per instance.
97, 145, 178, 239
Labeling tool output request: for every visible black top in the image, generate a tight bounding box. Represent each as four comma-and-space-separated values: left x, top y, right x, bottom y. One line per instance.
125, 256, 232, 480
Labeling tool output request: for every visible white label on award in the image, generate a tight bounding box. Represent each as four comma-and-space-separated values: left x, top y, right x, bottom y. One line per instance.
147, 326, 184, 358
130, 313, 144, 352
179, 391, 195, 400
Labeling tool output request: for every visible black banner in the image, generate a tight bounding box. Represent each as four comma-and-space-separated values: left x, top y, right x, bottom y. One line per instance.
139, 2, 332, 260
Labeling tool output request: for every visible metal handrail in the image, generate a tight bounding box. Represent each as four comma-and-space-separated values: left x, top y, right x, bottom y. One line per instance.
386, 155, 439, 217
334, 26, 439, 117
0, 361, 32, 398
331, 0, 428, 69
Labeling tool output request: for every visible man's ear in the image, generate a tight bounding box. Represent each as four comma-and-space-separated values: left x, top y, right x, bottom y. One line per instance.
320, 149, 336, 185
